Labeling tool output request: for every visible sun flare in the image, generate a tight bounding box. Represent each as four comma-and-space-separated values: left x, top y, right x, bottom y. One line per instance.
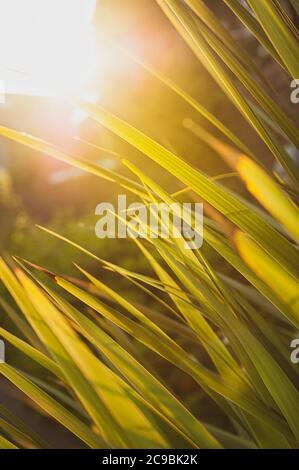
0, 0, 97, 97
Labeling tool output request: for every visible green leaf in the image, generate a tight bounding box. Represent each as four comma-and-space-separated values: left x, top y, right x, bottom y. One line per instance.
0, 364, 103, 448
80, 101, 299, 280
49, 289, 222, 449
56, 274, 293, 438
0, 126, 147, 200
157, 0, 299, 188
0, 433, 18, 449
247, 0, 299, 78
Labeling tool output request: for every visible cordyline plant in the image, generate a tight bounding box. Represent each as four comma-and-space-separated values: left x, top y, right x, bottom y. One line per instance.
0, 0, 298, 449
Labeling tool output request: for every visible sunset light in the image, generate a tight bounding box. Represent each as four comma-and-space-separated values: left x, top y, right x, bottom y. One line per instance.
0, 0, 298, 457
0, 0, 97, 97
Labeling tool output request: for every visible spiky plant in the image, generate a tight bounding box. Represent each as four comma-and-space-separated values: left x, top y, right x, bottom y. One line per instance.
0, 0, 298, 449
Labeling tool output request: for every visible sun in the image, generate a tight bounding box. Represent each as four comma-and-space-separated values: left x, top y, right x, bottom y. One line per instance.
0, 0, 97, 98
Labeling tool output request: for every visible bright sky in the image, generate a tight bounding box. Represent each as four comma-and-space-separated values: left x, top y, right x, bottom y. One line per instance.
0, 0, 97, 97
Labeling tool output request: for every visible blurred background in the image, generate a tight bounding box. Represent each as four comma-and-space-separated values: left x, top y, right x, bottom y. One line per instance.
0, 0, 298, 447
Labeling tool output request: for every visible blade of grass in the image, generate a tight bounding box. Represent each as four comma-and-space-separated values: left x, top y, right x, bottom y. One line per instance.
186, 124, 299, 242
49, 290, 222, 449
0, 126, 147, 200
223, 0, 284, 66
56, 274, 294, 438
0, 364, 104, 448
157, 0, 299, 187
0, 259, 167, 448
0, 433, 18, 449
80, 101, 299, 280
247, 0, 299, 78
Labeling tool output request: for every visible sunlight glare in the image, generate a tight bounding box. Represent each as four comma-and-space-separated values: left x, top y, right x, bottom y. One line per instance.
0, 0, 97, 97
